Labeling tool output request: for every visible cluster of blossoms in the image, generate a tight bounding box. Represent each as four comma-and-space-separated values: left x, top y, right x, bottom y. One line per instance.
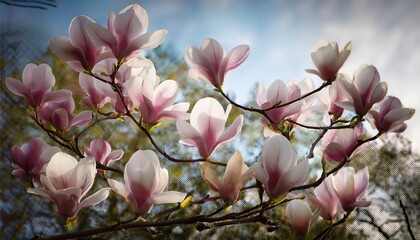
6, 3, 415, 238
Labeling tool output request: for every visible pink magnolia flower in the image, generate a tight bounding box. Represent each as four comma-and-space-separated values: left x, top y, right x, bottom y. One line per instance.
127, 77, 190, 125
251, 135, 309, 200
185, 38, 250, 88
107, 150, 186, 217
321, 126, 364, 163
49, 16, 111, 72
286, 199, 318, 238
79, 73, 115, 109
201, 151, 251, 204
10, 138, 60, 182
331, 167, 371, 212
176, 97, 243, 157
338, 65, 388, 116
306, 175, 341, 220
27, 152, 110, 219
367, 96, 415, 133
6, 63, 55, 107
84, 139, 124, 168
88, 4, 167, 61
39, 90, 92, 131
306, 40, 352, 81
255, 79, 303, 136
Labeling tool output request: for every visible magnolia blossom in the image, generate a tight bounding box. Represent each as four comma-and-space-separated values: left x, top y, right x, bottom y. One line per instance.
49, 16, 110, 72
332, 167, 371, 212
79, 73, 115, 109
84, 139, 124, 168
27, 152, 110, 218
107, 150, 186, 217
306, 40, 352, 81
338, 65, 388, 116
201, 151, 251, 203
307, 176, 341, 220
255, 79, 303, 136
10, 138, 60, 182
88, 4, 167, 60
251, 135, 309, 200
185, 38, 250, 88
367, 96, 415, 133
39, 90, 92, 131
6, 63, 56, 107
176, 97, 243, 157
321, 126, 364, 163
286, 200, 318, 238
127, 77, 190, 125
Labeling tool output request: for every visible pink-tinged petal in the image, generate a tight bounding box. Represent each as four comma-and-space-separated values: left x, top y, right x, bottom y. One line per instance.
304, 68, 322, 79
154, 168, 169, 194
27, 188, 50, 198
384, 108, 415, 127
338, 77, 362, 114
255, 84, 268, 107
284, 159, 309, 187
353, 200, 371, 208
5, 77, 28, 98
125, 30, 167, 55
85, 139, 111, 161
69, 157, 96, 199
222, 44, 250, 72
43, 89, 72, 103
353, 167, 369, 198
267, 80, 288, 106
249, 162, 268, 185
201, 38, 224, 70
47, 152, 78, 189
86, 21, 116, 51
214, 114, 244, 149
201, 162, 221, 191
50, 187, 83, 218
286, 200, 312, 237
40, 174, 57, 192
70, 110, 92, 128
115, 4, 148, 42
49, 36, 82, 62
190, 98, 226, 141
223, 151, 244, 186
156, 102, 190, 121
108, 179, 131, 199
10, 145, 27, 169
338, 41, 352, 66
30, 64, 55, 92
369, 82, 388, 105
51, 108, 69, 131
188, 68, 212, 85
106, 150, 124, 163
12, 169, 28, 181
152, 191, 187, 204
176, 120, 207, 155
77, 188, 110, 212
125, 150, 159, 195
354, 65, 380, 97
153, 80, 178, 109
263, 135, 295, 178
69, 16, 95, 50
21, 63, 37, 83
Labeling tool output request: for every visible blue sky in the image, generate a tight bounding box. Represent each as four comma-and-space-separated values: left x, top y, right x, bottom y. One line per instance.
1, 0, 419, 151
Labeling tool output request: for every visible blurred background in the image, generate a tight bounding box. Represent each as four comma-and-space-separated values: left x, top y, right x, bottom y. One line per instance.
1, 0, 419, 239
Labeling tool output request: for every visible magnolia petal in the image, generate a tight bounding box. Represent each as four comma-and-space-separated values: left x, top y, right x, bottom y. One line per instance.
70, 157, 96, 198
114, 4, 148, 41
152, 191, 187, 204
5, 77, 28, 98
154, 168, 169, 194
190, 97, 226, 139
353, 167, 369, 198
125, 30, 167, 55
223, 151, 244, 186
47, 152, 78, 188
223, 44, 250, 72
52, 108, 69, 131
176, 120, 207, 155
49, 36, 82, 62
201, 162, 221, 191
27, 188, 50, 198
77, 188, 111, 213
263, 135, 295, 177
108, 179, 130, 199
70, 110, 92, 128
215, 115, 244, 150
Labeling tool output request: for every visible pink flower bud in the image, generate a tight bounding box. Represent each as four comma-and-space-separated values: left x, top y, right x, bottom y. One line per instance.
286, 199, 318, 238
84, 139, 124, 169
321, 127, 363, 163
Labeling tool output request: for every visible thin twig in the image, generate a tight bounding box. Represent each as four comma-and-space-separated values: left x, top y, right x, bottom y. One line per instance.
399, 198, 416, 240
